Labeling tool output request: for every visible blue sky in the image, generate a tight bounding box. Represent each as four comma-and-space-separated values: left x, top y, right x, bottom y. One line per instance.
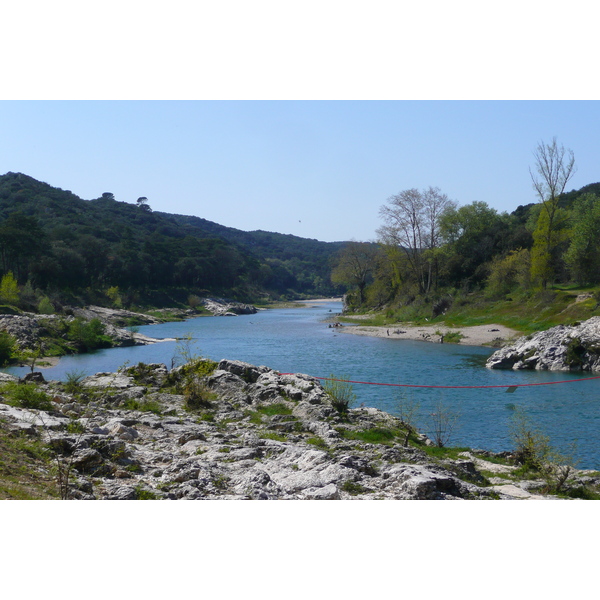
1, 100, 598, 242
2, 3, 599, 243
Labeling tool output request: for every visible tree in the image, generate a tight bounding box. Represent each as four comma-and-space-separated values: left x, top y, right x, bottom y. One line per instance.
564, 193, 600, 284
529, 137, 576, 288
377, 187, 456, 294
439, 201, 512, 289
331, 241, 378, 305
136, 196, 152, 212
0, 271, 19, 305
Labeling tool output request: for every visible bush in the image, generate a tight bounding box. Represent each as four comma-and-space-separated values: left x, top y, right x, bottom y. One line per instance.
183, 378, 218, 411
37, 296, 55, 314
0, 272, 19, 305
0, 329, 17, 366
324, 374, 356, 413
67, 318, 112, 351
63, 370, 86, 395
3, 382, 53, 411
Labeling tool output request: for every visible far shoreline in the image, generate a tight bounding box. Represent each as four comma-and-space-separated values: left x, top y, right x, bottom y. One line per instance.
337, 322, 519, 348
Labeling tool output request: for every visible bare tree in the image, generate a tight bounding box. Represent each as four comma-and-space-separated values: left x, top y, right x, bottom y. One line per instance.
529, 137, 576, 288
530, 137, 577, 208
377, 187, 455, 293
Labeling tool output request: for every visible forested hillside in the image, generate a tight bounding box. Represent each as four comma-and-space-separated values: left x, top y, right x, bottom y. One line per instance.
0, 172, 345, 310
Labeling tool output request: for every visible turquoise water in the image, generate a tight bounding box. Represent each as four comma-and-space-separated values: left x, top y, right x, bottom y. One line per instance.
4, 300, 600, 468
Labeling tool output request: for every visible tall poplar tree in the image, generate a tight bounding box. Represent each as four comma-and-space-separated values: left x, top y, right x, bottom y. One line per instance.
529, 137, 576, 288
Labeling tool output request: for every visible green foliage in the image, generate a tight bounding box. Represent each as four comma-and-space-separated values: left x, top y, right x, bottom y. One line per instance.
564, 193, 600, 284
37, 296, 55, 314
122, 398, 163, 414
0, 329, 18, 366
256, 403, 293, 417
67, 317, 112, 351
486, 249, 531, 298
63, 370, 86, 394
331, 242, 379, 303
530, 205, 567, 289
438, 330, 463, 344
0, 271, 19, 305
324, 374, 356, 413
135, 486, 159, 500
183, 378, 218, 411
509, 408, 579, 493
510, 408, 552, 471
259, 431, 287, 442
106, 286, 123, 308
0, 427, 57, 499
2, 382, 53, 411
306, 436, 328, 449
0, 172, 343, 302
337, 427, 399, 445
341, 480, 372, 495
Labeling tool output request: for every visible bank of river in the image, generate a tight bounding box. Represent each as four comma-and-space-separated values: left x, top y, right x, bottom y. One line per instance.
4, 300, 600, 468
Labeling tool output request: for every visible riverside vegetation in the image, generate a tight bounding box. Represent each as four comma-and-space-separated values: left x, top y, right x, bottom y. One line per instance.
333, 140, 600, 339
1, 355, 599, 500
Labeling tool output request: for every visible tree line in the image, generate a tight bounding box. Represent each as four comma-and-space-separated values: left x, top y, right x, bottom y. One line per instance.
333, 138, 600, 311
0, 172, 345, 311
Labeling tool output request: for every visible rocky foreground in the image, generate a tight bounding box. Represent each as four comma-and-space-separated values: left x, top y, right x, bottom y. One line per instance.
487, 316, 600, 371
2, 359, 598, 500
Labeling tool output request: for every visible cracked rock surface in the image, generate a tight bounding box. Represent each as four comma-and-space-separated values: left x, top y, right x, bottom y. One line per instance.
1, 358, 594, 500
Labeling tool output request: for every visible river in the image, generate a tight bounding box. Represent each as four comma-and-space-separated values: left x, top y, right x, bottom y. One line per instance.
4, 300, 600, 469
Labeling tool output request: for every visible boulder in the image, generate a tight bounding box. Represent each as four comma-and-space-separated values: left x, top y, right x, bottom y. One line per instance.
486, 316, 600, 371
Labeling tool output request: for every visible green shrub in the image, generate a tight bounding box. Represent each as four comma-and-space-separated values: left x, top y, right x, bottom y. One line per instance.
3, 382, 53, 411
306, 436, 328, 449
0, 329, 17, 366
341, 480, 372, 495
67, 318, 112, 352
37, 296, 55, 315
324, 374, 356, 413
122, 398, 163, 414
63, 370, 86, 395
135, 486, 159, 500
183, 378, 218, 411
0, 272, 19, 305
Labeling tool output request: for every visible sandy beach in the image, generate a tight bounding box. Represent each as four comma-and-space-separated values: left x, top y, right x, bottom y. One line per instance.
337, 320, 519, 347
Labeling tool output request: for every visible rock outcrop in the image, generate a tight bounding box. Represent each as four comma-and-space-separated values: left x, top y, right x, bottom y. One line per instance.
201, 298, 258, 317
0, 311, 172, 354
1, 358, 594, 500
486, 316, 600, 371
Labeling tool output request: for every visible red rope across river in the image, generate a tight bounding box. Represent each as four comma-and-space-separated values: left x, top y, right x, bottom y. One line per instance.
279, 373, 600, 390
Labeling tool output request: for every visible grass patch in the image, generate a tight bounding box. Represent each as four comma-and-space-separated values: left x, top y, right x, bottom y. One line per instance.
246, 403, 293, 424
2, 382, 53, 411
122, 398, 163, 415
337, 427, 400, 445
306, 436, 328, 449
0, 424, 58, 499
341, 480, 372, 495
135, 486, 159, 500
419, 446, 472, 460
256, 403, 293, 416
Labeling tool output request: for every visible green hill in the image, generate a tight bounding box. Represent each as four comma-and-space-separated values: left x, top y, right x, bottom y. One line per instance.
0, 172, 347, 308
